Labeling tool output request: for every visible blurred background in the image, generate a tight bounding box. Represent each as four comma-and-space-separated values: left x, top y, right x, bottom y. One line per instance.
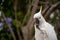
0, 0, 60, 40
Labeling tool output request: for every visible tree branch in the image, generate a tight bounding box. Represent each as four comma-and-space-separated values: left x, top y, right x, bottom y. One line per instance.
13, 0, 22, 40
23, 0, 39, 40
44, 2, 60, 21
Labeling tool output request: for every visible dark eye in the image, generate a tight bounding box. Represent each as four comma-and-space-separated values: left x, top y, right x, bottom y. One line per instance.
39, 17, 41, 19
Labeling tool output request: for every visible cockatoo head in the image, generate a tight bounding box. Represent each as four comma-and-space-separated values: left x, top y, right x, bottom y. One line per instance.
33, 6, 45, 26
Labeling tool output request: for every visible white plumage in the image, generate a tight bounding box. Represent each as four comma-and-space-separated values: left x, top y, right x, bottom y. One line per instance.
33, 6, 57, 40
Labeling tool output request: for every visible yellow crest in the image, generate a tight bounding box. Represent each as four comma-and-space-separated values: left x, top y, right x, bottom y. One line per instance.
40, 6, 42, 13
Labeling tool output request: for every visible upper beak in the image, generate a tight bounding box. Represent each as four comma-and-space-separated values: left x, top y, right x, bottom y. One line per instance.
34, 18, 39, 25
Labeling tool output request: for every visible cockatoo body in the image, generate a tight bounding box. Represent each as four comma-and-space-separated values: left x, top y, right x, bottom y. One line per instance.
33, 7, 57, 40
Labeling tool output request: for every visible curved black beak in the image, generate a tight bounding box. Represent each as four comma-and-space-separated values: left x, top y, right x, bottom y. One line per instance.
34, 18, 39, 25
34, 18, 40, 30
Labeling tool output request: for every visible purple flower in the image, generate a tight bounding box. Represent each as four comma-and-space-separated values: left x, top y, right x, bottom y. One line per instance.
8, 23, 12, 26
7, 18, 12, 26
0, 23, 4, 31
7, 18, 12, 22
1, 18, 12, 26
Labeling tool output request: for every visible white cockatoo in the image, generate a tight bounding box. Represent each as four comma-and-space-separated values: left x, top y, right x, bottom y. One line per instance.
33, 6, 57, 40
